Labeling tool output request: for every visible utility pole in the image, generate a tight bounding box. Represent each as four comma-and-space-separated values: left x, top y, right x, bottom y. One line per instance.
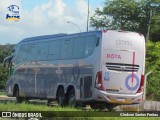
87, 0, 89, 32
146, 9, 152, 41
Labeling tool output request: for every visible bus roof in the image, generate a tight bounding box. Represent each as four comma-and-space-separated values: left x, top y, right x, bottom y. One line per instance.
21, 33, 68, 43
19, 31, 102, 44
19, 30, 143, 44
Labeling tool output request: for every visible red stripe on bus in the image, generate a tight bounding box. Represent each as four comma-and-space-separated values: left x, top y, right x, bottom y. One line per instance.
132, 52, 135, 83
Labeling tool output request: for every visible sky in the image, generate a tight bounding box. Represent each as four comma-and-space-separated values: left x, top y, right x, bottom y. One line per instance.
0, 0, 105, 45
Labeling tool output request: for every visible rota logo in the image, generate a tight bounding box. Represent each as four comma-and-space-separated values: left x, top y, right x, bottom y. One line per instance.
107, 54, 121, 59
6, 5, 20, 21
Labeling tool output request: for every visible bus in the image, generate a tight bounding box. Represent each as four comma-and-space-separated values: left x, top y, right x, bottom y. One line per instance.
3, 30, 145, 110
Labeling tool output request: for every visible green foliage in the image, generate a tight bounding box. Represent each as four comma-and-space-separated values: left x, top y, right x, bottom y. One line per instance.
0, 91, 5, 96
0, 102, 81, 111
150, 15, 160, 42
146, 41, 160, 100
0, 103, 160, 119
0, 44, 14, 62
90, 0, 160, 41
0, 64, 8, 89
0, 44, 14, 89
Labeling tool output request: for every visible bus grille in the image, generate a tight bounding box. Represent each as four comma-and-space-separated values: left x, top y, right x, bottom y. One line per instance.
106, 63, 139, 72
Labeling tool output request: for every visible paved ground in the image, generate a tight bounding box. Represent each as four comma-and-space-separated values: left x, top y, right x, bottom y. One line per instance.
0, 96, 15, 101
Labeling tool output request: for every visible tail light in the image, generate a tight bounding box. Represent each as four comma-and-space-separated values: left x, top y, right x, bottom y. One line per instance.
95, 71, 105, 91
136, 75, 144, 93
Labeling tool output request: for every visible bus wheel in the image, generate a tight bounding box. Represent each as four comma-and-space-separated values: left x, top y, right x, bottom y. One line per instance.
90, 104, 106, 110
106, 104, 116, 111
14, 86, 23, 103
68, 88, 76, 107
57, 88, 65, 107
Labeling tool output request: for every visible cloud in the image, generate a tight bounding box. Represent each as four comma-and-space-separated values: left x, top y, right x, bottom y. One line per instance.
0, 0, 91, 45
0, 0, 21, 13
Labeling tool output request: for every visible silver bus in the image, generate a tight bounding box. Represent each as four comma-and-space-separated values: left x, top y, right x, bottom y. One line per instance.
3, 30, 145, 110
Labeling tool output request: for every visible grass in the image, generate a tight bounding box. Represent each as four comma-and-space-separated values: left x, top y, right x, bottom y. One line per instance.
0, 102, 159, 119
0, 102, 81, 111
0, 91, 6, 96
96, 116, 158, 119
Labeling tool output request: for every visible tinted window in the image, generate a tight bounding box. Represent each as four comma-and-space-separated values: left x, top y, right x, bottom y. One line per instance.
48, 40, 61, 60
84, 35, 97, 57
37, 42, 49, 61
72, 37, 85, 59
17, 44, 29, 63
27, 43, 38, 61
60, 39, 73, 59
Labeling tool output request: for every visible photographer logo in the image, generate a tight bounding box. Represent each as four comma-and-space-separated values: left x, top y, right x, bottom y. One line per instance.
6, 5, 20, 21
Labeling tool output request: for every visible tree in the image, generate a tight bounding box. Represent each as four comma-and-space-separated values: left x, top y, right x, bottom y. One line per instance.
150, 13, 160, 42
90, 0, 160, 41
0, 64, 8, 89
0, 44, 14, 89
145, 41, 160, 100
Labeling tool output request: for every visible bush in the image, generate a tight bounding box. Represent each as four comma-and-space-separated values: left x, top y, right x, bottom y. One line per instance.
146, 41, 160, 100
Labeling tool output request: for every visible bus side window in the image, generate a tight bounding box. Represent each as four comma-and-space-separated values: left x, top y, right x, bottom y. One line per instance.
27, 43, 38, 61
84, 35, 96, 57
48, 40, 61, 60
60, 39, 73, 59
16, 44, 29, 63
72, 37, 85, 59
37, 42, 49, 61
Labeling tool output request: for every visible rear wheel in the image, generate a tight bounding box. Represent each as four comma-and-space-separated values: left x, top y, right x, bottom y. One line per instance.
90, 103, 116, 111
106, 104, 116, 111
68, 89, 76, 107
57, 88, 65, 107
90, 104, 106, 110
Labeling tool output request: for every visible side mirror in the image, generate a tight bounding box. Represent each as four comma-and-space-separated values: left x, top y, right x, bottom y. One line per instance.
3, 55, 13, 68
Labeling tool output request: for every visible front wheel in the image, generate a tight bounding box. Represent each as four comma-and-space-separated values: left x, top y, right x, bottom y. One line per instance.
68, 89, 76, 107
14, 86, 23, 103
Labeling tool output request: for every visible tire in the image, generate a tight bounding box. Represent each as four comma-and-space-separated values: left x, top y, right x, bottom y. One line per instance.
106, 104, 116, 111
90, 104, 106, 110
57, 88, 65, 107
68, 89, 76, 107
90, 103, 116, 111
14, 86, 23, 103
